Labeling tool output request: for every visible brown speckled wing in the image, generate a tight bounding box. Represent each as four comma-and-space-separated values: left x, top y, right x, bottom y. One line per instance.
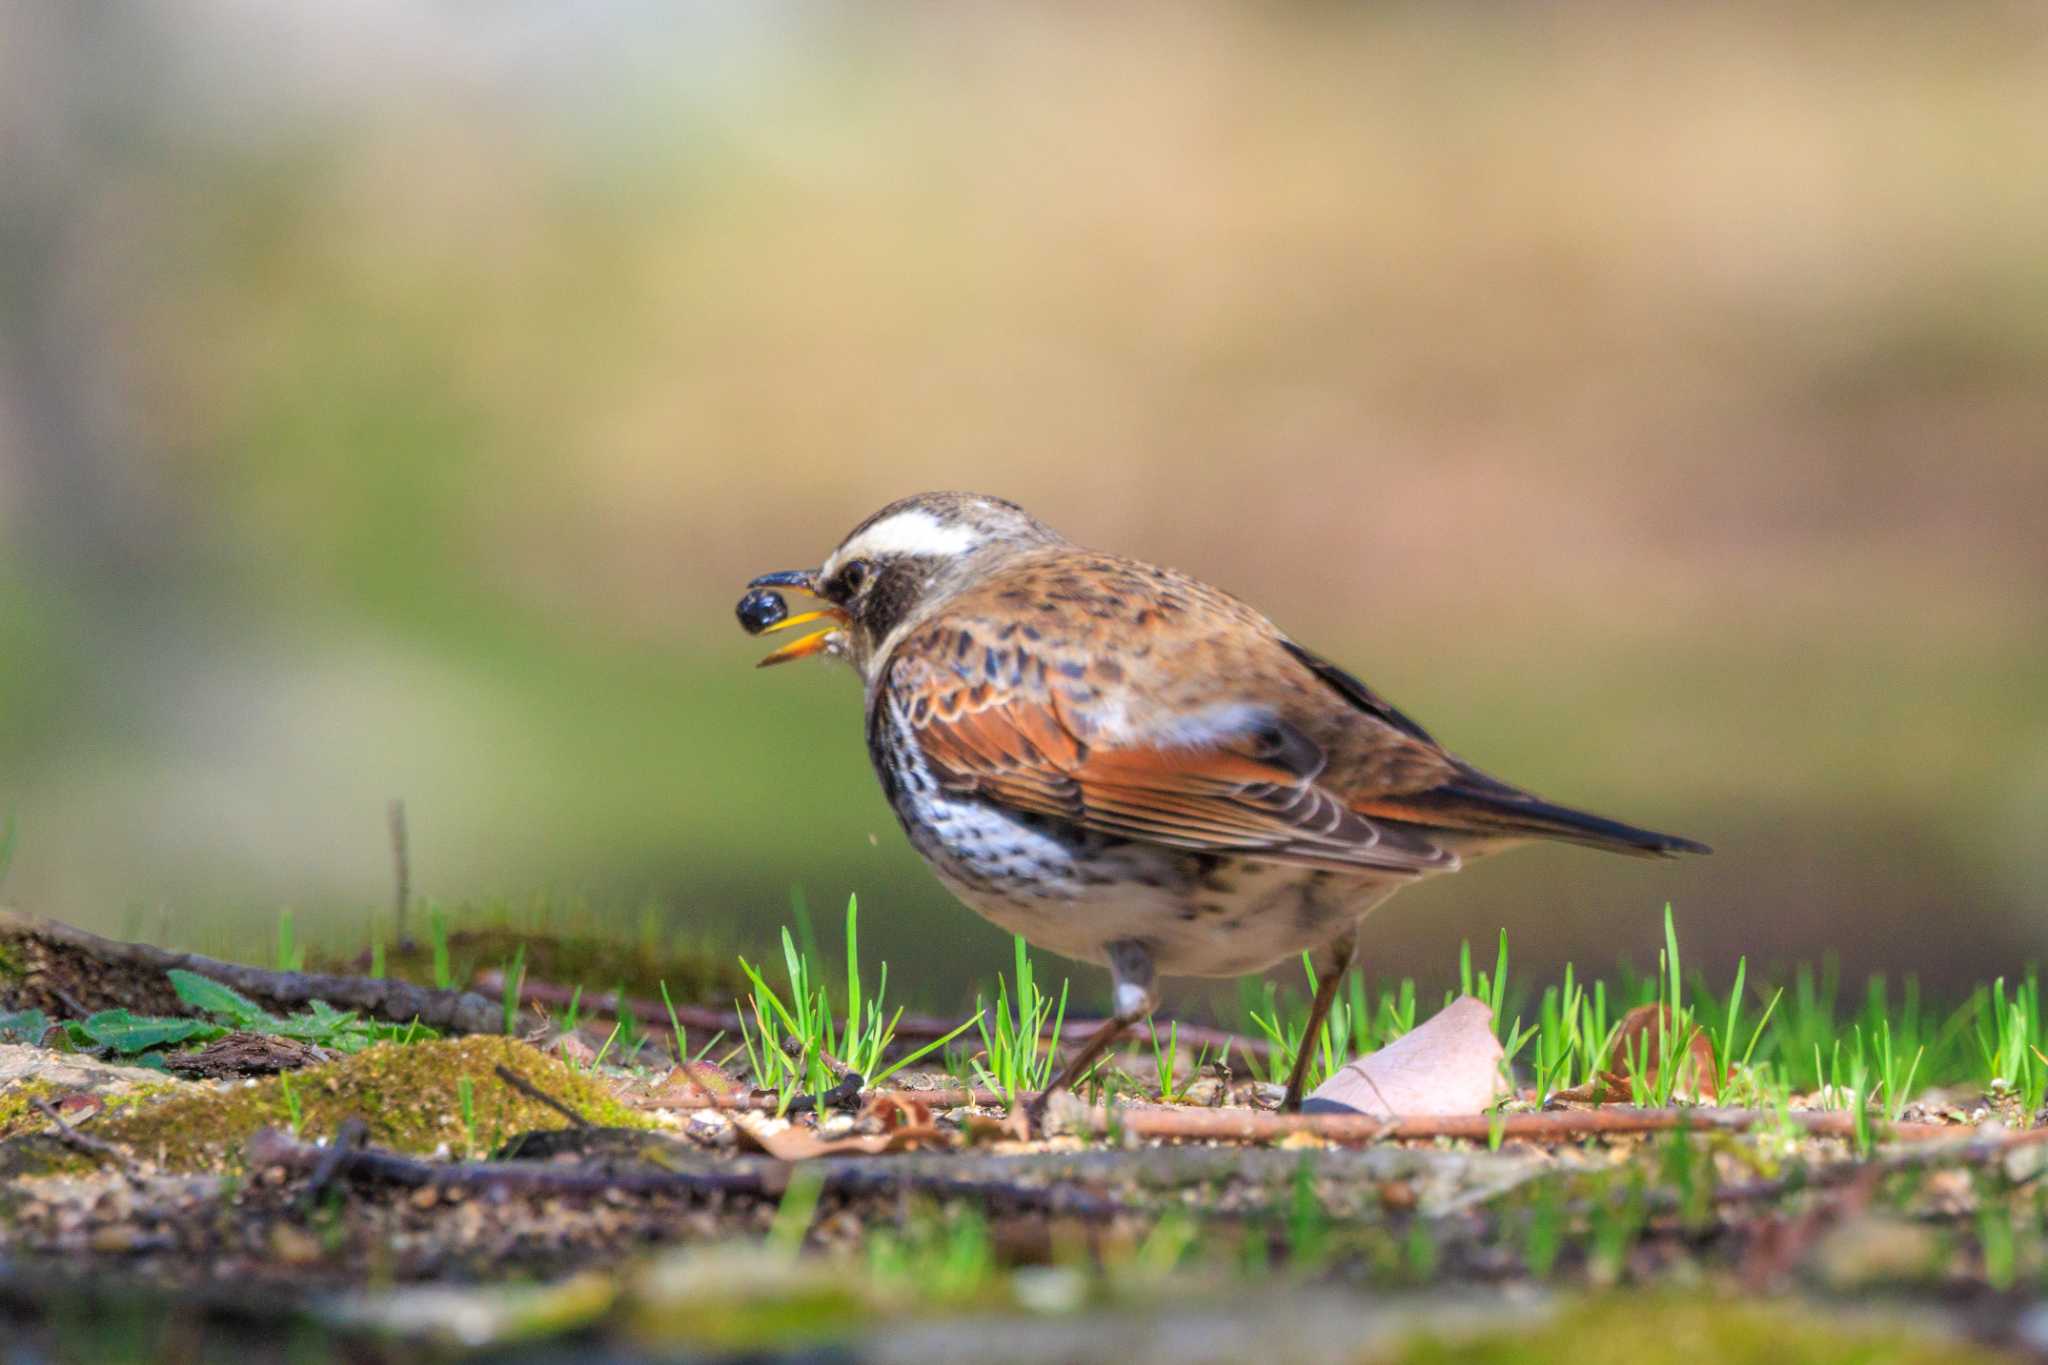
877, 548, 1461, 875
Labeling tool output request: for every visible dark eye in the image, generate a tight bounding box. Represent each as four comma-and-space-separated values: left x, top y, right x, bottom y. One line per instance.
836, 560, 872, 596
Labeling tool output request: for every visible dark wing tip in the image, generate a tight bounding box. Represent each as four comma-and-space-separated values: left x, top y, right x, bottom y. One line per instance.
1648, 832, 1713, 857
1374, 771, 1713, 859
1503, 799, 1713, 859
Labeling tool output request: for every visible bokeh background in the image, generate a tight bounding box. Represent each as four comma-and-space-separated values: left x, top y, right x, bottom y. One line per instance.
3, 3, 2043, 1010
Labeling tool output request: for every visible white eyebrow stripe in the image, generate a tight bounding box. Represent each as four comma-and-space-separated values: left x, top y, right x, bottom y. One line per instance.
834, 509, 981, 563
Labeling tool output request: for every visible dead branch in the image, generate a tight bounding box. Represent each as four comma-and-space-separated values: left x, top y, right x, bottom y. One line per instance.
243, 1128, 1128, 1219
297, 1116, 370, 1213
639, 1086, 1014, 1113
780, 1070, 866, 1114
642, 1090, 1968, 1145
0, 907, 500, 1033
1106, 1104, 1962, 1145
32, 1098, 143, 1185
164, 1031, 334, 1078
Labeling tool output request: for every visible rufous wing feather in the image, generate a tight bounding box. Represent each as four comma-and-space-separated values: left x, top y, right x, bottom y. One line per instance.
882, 631, 1456, 876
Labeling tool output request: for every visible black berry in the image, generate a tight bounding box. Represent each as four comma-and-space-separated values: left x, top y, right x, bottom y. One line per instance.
736, 587, 789, 635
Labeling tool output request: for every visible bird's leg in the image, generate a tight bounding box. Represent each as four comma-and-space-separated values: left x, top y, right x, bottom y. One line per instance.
1024, 940, 1156, 1127
1282, 932, 1359, 1112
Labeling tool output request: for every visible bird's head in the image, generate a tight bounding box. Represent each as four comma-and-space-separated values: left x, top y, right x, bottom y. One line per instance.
743, 492, 1062, 682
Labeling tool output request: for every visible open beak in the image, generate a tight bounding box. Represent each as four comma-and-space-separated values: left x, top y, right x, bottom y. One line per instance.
747, 570, 850, 667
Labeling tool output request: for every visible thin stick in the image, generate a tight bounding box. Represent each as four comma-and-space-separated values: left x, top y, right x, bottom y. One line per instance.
640, 1086, 1011, 1113
33, 1098, 144, 1184
298, 1116, 370, 1211
387, 799, 410, 944
494, 1063, 590, 1128
638, 1090, 1970, 1145
1105, 1105, 1963, 1146
781, 1070, 865, 1115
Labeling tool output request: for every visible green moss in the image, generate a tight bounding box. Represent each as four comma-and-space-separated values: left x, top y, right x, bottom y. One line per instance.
0, 1079, 61, 1140
1, 1064, 178, 1146
86, 1036, 652, 1171
98, 1081, 180, 1115
1389, 1297, 2012, 1365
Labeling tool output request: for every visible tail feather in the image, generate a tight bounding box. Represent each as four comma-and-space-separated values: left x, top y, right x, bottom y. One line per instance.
1359, 771, 1711, 858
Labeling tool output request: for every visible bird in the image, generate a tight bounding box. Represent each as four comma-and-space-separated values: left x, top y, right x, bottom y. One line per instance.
742, 491, 1708, 1113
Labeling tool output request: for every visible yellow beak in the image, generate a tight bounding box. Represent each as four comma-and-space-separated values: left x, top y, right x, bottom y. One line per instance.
755, 607, 851, 667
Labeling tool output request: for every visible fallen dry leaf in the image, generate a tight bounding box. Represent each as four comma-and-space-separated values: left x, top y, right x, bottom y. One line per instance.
1305, 995, 1505, 1117
862, 1091, 934, 1132
652, 1060, 748, 1105
1549, 1004, 1719, 1104
50, 1093, 105, 1125
729, 1093, 949, 1159
958, 1111, 1028, 1146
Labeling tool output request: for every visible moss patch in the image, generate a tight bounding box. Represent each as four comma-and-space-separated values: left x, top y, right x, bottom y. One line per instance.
1388, 1296, 2014, 1365
321, 925, 742, 1007
0, 1079, 60, 1141
1, 1067, 179, 1142
81, 1036, 651, 1171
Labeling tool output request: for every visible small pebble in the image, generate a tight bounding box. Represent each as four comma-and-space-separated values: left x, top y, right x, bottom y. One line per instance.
2019, 1302, 2048, 1354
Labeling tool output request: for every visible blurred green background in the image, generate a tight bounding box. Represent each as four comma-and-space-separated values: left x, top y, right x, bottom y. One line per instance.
2, 4, 2043, 1009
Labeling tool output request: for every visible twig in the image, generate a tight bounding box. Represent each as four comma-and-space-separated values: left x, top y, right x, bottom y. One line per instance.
642, 1092, 1971, 1145
32, 1098, 144, 1185
780, 1071, 865, 1115
1106, 1105, 1963, 1145
297, 1117, 370, 1212
478, 971, 1273, 1063
640, 1085, 1012, 1113
244, 1128, 1127, 1219
387, 799, 410, 945
494, 1063, 589, 1128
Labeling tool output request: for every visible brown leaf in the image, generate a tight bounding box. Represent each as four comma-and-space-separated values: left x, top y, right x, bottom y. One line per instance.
549, 1032, 598, 1066
958, 1112, 1026, 1146
729, 1094, 950, 1159
1550, 1004, 1719, 1104
1306, 995, 1505, 1118
862, 1091, 934, 1133
1547, 1072, 1628, 1105
50, 1093, 105, 1124
653, 1059, 746, 1105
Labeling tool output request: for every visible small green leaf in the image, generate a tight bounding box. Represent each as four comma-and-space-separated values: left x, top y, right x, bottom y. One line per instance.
0, 1008, 49, 1045
77, 1009, 217, 1054
167, 970, 265, 1026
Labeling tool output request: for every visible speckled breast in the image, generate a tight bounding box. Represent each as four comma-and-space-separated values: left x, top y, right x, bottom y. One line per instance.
864, 695, 1398, 977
